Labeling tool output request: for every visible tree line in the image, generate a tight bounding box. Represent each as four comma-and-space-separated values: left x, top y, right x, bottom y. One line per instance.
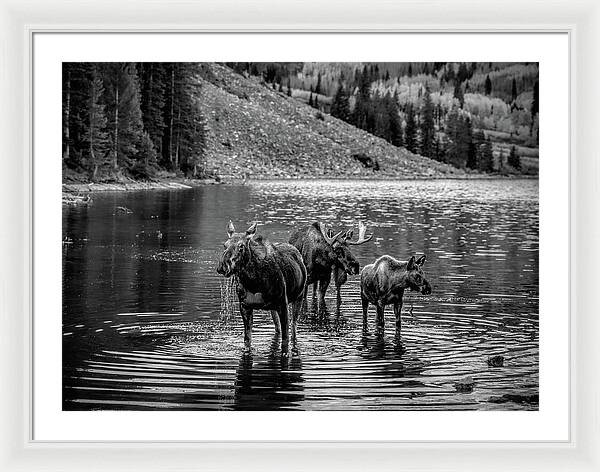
326, 64, 529, 172
62, 62, 206, 181
232, 62, 538, 174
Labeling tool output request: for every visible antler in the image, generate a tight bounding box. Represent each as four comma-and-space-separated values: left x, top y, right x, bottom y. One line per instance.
245, 222, 257, 238
318, 223, 344, 246
347, 221, 373, 245
227, 220, 235, 237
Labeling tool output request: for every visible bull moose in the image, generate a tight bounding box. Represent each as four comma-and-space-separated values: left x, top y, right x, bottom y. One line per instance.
216, 221, 307, 353
360, 254, 432, 333
289, 221, 372, 315
330, 222, 373, 313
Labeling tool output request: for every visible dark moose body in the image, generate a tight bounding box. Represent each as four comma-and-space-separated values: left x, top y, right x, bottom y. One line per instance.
217, 221, 306, 352
289, 221, 372, 315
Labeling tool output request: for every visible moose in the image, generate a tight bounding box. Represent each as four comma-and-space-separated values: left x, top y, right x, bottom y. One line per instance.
289, 221, 372, 315
360, 254, 432, 334
216, 221, 307, 353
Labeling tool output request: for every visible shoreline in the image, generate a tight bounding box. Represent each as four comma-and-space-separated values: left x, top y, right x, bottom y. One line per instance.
62, 178, 220, 195
63, 174, 538, 196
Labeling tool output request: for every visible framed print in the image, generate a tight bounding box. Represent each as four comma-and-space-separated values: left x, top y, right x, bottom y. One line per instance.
1, 0, 599, 471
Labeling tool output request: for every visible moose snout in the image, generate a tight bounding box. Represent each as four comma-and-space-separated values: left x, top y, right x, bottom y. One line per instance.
421, 280, 432, 295
216, 258, 231, 277
348, 261, 360, 275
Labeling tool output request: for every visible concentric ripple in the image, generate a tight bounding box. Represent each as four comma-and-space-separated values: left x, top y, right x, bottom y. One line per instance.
63, 179, 538, 410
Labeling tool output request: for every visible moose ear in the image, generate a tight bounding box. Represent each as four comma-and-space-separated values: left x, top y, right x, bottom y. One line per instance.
407, 256, 416, 271
245, 222, 257, 238
227, 220, 235, 237
416, 254, 427, 266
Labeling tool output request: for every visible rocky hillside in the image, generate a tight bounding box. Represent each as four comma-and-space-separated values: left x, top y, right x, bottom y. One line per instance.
197, 64, 465, 179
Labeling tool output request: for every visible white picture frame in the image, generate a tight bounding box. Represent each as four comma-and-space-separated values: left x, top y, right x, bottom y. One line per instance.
1, 0, 598, 470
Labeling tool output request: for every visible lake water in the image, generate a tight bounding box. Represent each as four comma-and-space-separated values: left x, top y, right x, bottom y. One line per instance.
62, 179, 539, 410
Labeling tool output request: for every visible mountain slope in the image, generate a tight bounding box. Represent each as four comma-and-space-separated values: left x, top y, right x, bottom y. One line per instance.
197, 64, 464, 179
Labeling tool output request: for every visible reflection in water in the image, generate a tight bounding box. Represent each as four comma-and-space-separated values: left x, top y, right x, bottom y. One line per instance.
62, 179, 538, 410
234, 335, 304, 410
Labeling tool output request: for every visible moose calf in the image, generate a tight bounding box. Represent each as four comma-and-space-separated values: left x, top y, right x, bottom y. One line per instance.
360, 254, 432, 333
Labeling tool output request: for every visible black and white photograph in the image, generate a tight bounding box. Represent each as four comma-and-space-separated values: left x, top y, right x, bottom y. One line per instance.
61, 61, 539, 411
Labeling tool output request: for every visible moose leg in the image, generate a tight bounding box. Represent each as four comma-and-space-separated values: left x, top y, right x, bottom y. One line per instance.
240, 303, 254, 353
302, 284, 310, 318
318, 277, 330, 314
393, 300, 403, 334
271, 310, 281, 335
311, 283, 318, 313
277, 301, 290, 356
375, 303, 385, 333
336, 284, 342, 316
361, 295, 369, 332
291, 298, 302, 344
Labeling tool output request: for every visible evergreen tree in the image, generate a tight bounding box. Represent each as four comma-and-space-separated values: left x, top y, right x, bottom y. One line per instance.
85, 66, 110, 181
511, 78, 518, 102
508, 145, 521, 170
168, 63, 206, 176
445, 64, 455, 84
470, 62, 477, 77
433, 134, 446, 162
457, 62, 469, 83
472, 128, 486, 170
388, 92, 403, 147
453, 81, 465, 108
63, 63, 93, 170
308, 92, 314, 107
314, 95, 319, 109
62, 63, 74, 166
485, 74, 492, 95
131, 131, 159, 179
374, 95, 390, 141
419, 84, 435, 158
498, 149, 506, 171
445, 106, 469, 168
404, 104, 418, 153
331, 80, 350, 121
287, 78, 292, 97
478, 138, 495, 172
315, 72, 322, 95
352, 65, 372, 129
465, 118, 478, 170
138, 63, 166, 155
62, 62, 206, 180
100, 62, 144, 172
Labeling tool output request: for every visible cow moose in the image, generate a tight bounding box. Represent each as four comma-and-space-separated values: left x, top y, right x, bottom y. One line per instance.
360, 254, 432, 334
289, 221, 372, 315
216, 221, 307, 353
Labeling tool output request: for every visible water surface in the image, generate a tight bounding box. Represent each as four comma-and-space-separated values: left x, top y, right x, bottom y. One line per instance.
62, 179, 539, 410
